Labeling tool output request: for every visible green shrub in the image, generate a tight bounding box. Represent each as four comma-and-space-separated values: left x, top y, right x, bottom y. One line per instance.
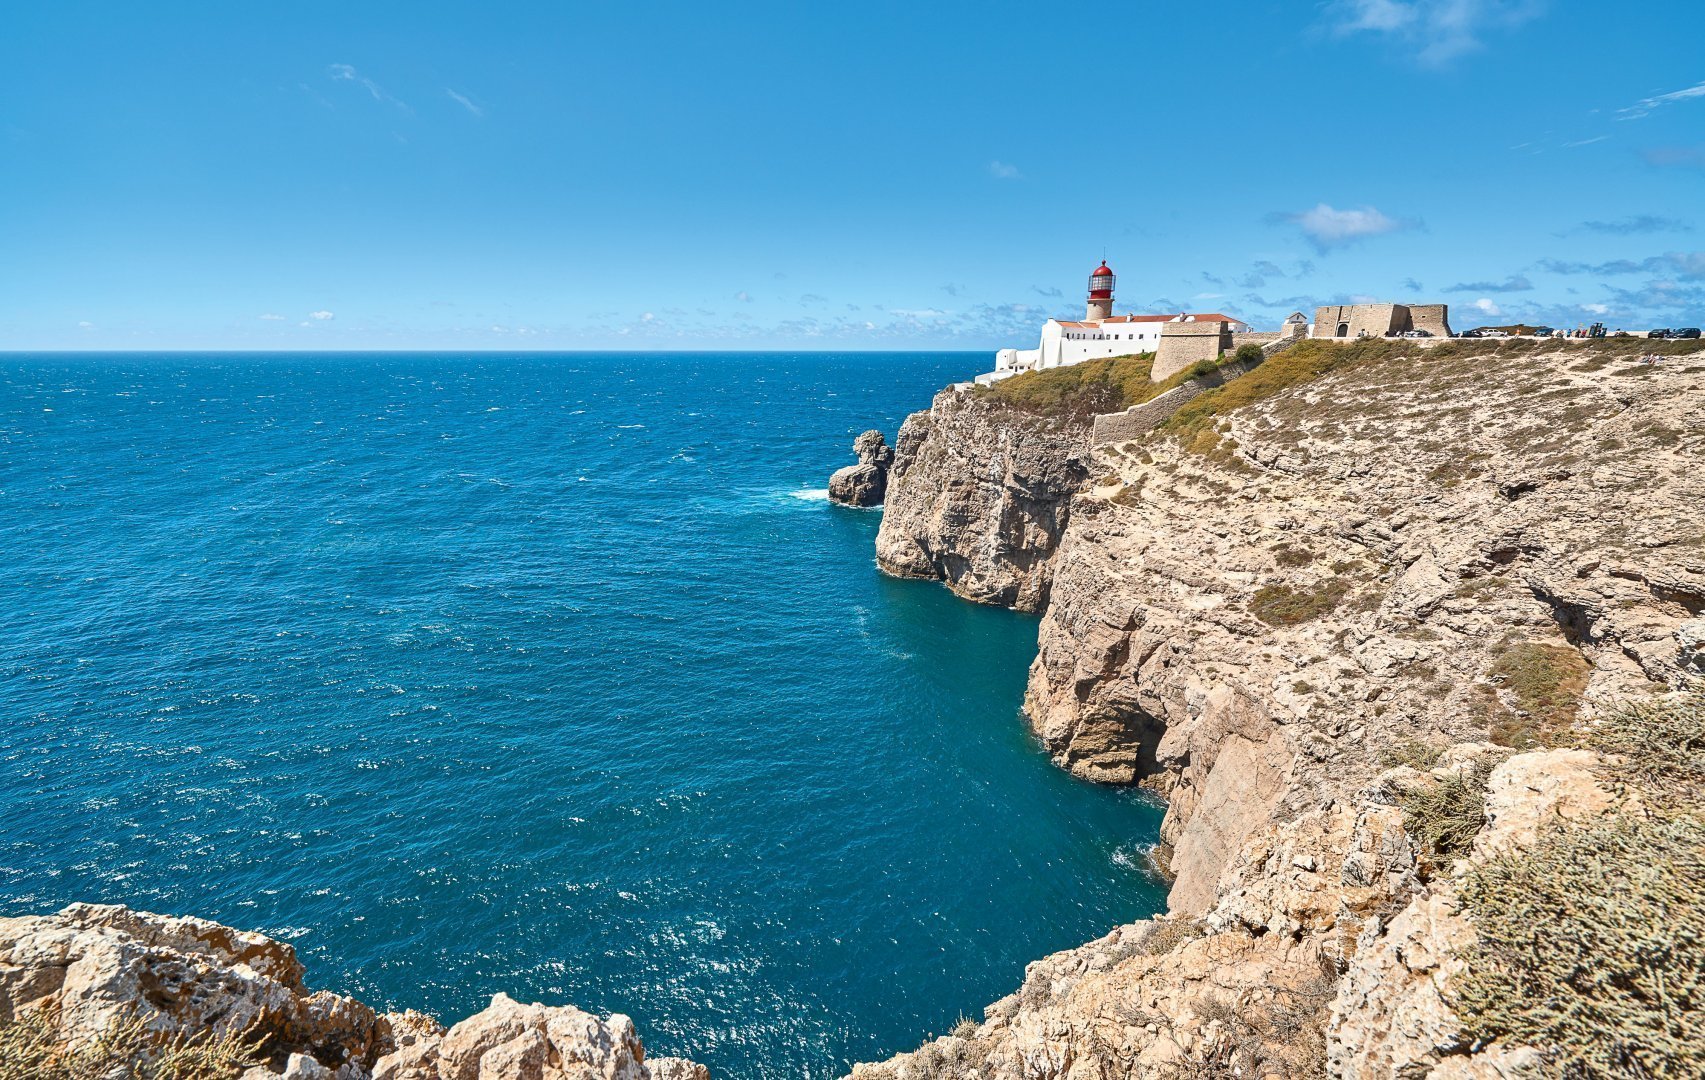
1232, 342, 1265, 365
1248, 580, 1350, 626
1454, 815, 1705, 1078
1589, 692, 1705, 811
0, 1005, 259, 1080
1398, 760, 1494, 866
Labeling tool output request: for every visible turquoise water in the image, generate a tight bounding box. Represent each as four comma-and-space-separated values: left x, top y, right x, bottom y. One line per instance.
0, 353, 1165, 1079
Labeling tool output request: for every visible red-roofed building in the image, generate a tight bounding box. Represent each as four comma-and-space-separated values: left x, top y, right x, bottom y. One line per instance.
979, 263, 1251, 385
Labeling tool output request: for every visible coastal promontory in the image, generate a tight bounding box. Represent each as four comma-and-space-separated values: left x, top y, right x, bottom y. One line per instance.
852, 336, 1705, 1078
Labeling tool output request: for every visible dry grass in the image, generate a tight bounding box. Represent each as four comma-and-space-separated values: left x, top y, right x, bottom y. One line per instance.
0, 1005, 260, 1080
1379, 737, 1444, 771
973, 353, 1160, 419
1158, 337, 1431, 447
1485, 640, 1590, 747
1248, 580, 1351, 626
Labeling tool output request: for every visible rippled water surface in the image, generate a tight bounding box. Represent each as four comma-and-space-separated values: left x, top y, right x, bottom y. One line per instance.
0, 353, 1165, 1078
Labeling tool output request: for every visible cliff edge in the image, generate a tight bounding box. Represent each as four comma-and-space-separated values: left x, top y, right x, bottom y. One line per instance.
859, 338, 1705, 1078
875, 386, 1093, 612
0, 903, 706, 1080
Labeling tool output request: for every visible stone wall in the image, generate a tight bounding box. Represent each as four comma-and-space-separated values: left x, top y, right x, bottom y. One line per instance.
1090, 354, 1263, 445
1409, 303, 1453, 337
1152, 321, 1231, 381
1314, 302, 1453, 339
1230, 331, 1280, 349
1315, 303, 1400, 339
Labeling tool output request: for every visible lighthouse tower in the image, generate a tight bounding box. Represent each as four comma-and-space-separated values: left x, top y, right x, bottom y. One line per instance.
1086, 261, 1115, 321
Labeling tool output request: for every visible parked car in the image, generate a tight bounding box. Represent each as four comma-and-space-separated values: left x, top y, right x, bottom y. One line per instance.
1648, 329, 1672, 339
1398, 329, 1432, 338
1480, 329, 1508, 338
1673, 327, 1701, 339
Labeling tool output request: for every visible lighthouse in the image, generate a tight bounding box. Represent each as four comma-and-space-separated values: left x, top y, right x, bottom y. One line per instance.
1086, 261, 1115, 321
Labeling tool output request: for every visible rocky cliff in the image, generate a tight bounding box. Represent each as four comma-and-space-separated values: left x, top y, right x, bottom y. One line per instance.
6, 342, 1701, 1080
875, 387, 1093, 612
0, 903, 706, 1080
858, 339, 1705, 1077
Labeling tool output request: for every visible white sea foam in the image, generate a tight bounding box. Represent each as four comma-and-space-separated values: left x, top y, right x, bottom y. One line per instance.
789, 488, 830, 501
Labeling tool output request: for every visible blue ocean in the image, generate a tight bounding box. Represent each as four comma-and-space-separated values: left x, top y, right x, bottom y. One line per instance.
0, 353, 1165, 1079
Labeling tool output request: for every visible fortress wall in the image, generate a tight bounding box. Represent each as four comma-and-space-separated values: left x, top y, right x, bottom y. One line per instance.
1231, 332, 1281, 348
1152, 321, 1232, 381
1408, 304, 1453, 337
1314, 303, 1401, 338
1091, 354, 1264, 445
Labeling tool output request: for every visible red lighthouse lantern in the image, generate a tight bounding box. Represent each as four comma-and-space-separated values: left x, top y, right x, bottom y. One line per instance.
1088, 261, 1115, 300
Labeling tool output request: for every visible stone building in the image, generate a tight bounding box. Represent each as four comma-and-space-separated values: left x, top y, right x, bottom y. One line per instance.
978, 261, 1249, 385
1152, 319, 1234, 381
1313, 302, 1451, 339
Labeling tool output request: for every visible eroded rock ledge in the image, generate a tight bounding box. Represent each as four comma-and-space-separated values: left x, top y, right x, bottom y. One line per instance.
859, 342, 1705, 1077
0, 903, 706, 1080
875, 388, 1092, 612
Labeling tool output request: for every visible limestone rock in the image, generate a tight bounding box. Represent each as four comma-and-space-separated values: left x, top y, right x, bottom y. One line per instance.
0, 903, 390, 1075
369, 992, 693, 1080
875, 388, 1091, 611
829, 430, 893, 507
846, 341, 1705, 1079
853, 429, 894, 469
0, 905, 705, 1080
828, 463, 885, 507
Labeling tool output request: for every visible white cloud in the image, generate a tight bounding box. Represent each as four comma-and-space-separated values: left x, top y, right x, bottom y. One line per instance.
446, 89, 484, 117
734, 290, 752, 302
1342, 0, 1415, 31
1473, 297, 1503, 316
988, 160, 1021, 180
259, 313, 285, 321
1326, 0, 1545, 65
329, 64, 410, 112
1620, 78, 1705, 121
77, 320, 94, 328
1274, 203, 1417, 252
1582, 303, 1609, 314
309, 310, 335, 320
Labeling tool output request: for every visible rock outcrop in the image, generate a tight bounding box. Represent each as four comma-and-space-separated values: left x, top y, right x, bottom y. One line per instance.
853, 341, 1705, 1077
0, 904, 704, 1080
829, 430, 895, 507
875, 389, 1091, 611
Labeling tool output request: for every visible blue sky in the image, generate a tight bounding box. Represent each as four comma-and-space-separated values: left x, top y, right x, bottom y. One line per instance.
3, 0, 1703, 350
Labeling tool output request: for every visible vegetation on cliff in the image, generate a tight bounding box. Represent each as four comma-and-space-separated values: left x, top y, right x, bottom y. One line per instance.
1445, 696, 1705, 1077
1397, 760, 1495, 866
1455, 813, 1705, 1078
975, 351, 1251, 420
971, 353, 1160, 418
1484, 639, 1591, 748
0, 1004, 257, 1080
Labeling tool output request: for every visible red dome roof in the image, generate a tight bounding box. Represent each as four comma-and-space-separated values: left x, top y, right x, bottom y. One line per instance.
1091, 261, 1114, 277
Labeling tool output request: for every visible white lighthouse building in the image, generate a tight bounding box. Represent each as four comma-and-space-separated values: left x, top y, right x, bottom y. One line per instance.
977, 261, 1249, 385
